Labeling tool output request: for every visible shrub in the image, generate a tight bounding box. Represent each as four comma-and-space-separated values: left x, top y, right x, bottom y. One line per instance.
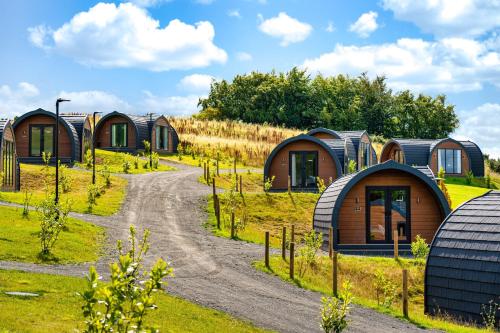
411, 235, 429, 260
80, 226, 173, 333
481, 300, 499, 331
437, 167, 445, 179
348, 160, 357, 174
320, 281, 353, 333
298, 230, 323, 277
37, 196, 70, 255
152, 152, 160, 169
373, 270, 397, 308
87, 184, 100, 212
264, 176, 275, 192
316, 177, 326, 194
122, 160, 131, 173
100, 162, 111, 188
84, 149, 93, 169
177, 143, 184, 161
133, 154, 140, 169
486, 173, 492, 189
465, 170, 474, 185
22, 190, 32, 219
58, 162, 72, 193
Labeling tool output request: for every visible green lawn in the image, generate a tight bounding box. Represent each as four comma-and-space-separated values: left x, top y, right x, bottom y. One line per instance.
255, 255, 487, 333
445, 177, 491, 209
0, 270, 271, 333
76, 149, 175, 174
0, 205, 103, 263
206, 192, 318, 247
0, 164, 127, 216
199, 172, 264, 193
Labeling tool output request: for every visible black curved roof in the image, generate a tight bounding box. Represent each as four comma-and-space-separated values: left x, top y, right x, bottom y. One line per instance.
306, 128, 342, 139
313, 160, 451, 240
95, 111, 151, 150
60, 114, 90, 143
337, 130, 367, 153
0, 119, 9, 143
320, 138, 356, 173
264, 134, 343, 181
427, 138, 471, 169
12, 108, 80, 162
383, 139, 436, 165
425, 191, 500, 324
460, 140, 484, 177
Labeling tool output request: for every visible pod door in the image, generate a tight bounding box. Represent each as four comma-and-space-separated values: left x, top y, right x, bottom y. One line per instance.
366, 186, 410, 243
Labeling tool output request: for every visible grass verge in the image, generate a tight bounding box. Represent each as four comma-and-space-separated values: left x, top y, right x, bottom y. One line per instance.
0, 270, 272, 333
254, 255, 487, 333
0, 163, 127, 216
199, 172, 264, 193
0, 205, 103, 263
160, 152, 254, 169
206, 192, 318, 247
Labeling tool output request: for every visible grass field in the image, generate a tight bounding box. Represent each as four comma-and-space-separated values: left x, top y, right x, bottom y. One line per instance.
0, 270, 271, 333
0, 164, 127, 216
77, 149, 175, 174
206, 192, 318, 247
254, 255, 487, 333
160, 152, 252, 170
199, 172, 264, 193
0, 205, 103, 263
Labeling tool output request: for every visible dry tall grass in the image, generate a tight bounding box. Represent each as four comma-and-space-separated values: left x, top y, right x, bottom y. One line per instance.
169, 118, 303, 167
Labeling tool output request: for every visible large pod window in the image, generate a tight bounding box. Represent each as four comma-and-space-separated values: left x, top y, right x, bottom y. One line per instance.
30, 125, 54, 157
438, 149, 462, 174
290, 151, 318, 189
111, 123, 127, 148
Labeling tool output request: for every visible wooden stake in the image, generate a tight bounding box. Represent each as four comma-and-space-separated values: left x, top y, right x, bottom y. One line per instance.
216, 160, 219, 176
230, 212, 235, 239
332, 251, 338, 297
233, 158, 237, 175
207, 164, 210, 184
289, 242, 295, 279
393, 230, 399, 259
402, 269, 409, 318
329, 227, 334, 258
239, 175, 243, 194
282, 226, 287, 260
212, 178, 216, 197
214, 195, 221, 229
203, 162, 206, 180
265, 231, 270, 268
291, 224, 295, 244
288, 175, 291, 193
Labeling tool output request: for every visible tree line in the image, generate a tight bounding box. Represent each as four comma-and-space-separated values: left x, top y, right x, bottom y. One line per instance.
197, 68, 459, 139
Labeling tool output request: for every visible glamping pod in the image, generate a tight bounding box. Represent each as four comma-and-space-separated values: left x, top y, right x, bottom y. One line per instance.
12, 108, 81, 164
150, 115, 179, 153
94, 111, 150, 153
0, 119, 19, 191
425, 191, 500, 326
60, 114, 92, 162
264, 134, 352, 191
313, 160, 451, 254
307, 128, 377, 170
380, 138, 482, 177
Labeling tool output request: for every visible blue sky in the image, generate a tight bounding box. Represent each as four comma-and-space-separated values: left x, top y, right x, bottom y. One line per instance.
0, 0, 499, 156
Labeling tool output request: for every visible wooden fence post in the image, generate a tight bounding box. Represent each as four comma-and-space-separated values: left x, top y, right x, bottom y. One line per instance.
393, 230, 399, 259
402, 269, 409, 318
203, 162, 206, 181
239, 175, 243, 194
332, 251, 338, 297
265, 231, 270, 269
329, 227, 334, 258
212, 178, 216, 197
216, 160, 219, 176
288, 175, 291, 193
289, 242, 295, 279
214, 195, 221, 229
291, 224, 295, 244
231, 212, 235, 239
207, 164, 210, 184
282, 226, 287, 260
234, 158, 237, 175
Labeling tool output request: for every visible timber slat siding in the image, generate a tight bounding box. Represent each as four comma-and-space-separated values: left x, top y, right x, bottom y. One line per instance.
425, 191, 500, 326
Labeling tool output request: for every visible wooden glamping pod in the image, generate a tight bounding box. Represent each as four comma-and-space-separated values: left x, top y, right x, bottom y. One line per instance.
425, 191, 500, 326
12, 108, 81, 164
60, 114, 92, 162
313, 160, 451, 254
307, 128, 378, 170
95, 112, 178, 154
0, 119, 19, 191
264, 134, 356, 191
380, 138, 484, 177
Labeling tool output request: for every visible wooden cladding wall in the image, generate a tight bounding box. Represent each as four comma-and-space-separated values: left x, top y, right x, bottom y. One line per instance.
380, 142, 401, 163
14, 115, 72, 158
96, 115, 136, 149
267, 140, 338, 189
337, 170, 443, 244
151, 117, 175, 153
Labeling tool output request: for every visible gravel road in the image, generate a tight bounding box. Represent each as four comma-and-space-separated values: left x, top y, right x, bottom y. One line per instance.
0, 162, 437, 333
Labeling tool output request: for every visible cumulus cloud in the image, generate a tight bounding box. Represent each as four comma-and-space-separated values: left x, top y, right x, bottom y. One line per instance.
128, 0, 171, 7
326, 21, 335, 33
349, 11, 378, 38
236, 51, 252, 61
302, 37, 500, 93
453, 103, 500, 158
227, 9, 241, 18
28, 2, 227, 71
178, 74, 215, 93
142, 91, 201, 116
258, 12, 312, 46
382, 0, 500, 37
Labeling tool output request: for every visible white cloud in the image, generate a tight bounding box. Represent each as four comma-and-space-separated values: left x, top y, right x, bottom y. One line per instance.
302, 37, 500, 93
195, 0, 215, 4
382, 0, 500, 37
178, 74, 214, 93
349, 11, 378, 38
326, 21, 335, 33
0, 82, 42, 117
236, 51, 252, 61
258, 12, 312, 46
56, 90, 133, 113
453, 103, 500, 158
142, 91, 201, 116
128, 0, 171, 7
228, 9, 241, 18
29, 2, 227, 71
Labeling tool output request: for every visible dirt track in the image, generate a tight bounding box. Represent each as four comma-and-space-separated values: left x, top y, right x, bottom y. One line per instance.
0, 163, 437, 333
